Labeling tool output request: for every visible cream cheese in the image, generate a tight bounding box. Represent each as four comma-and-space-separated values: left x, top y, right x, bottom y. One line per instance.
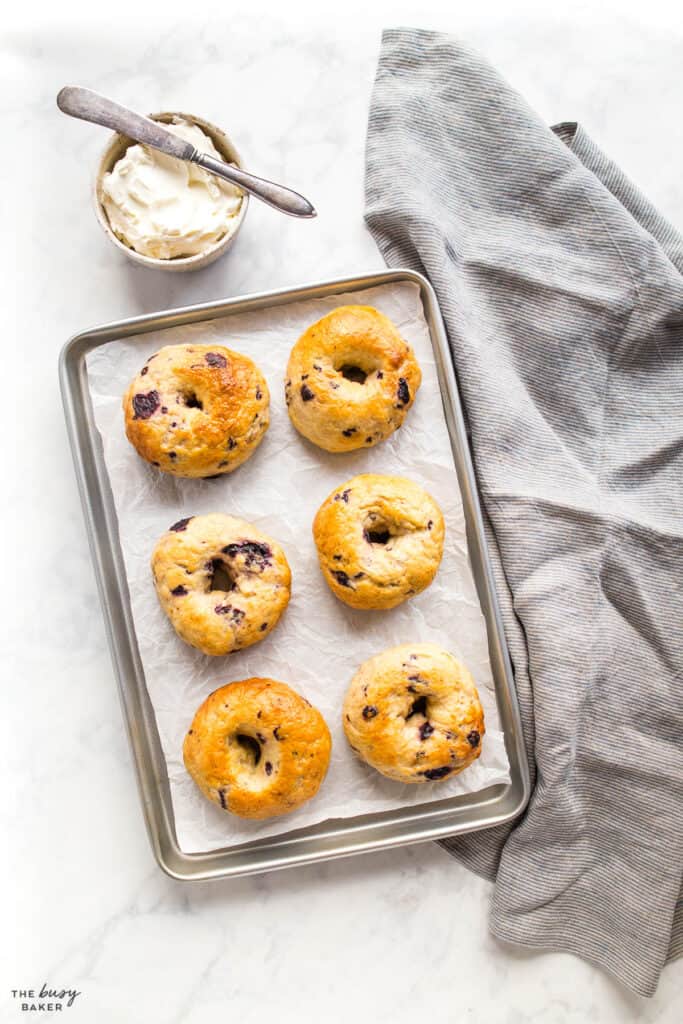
101, 118, 243, 260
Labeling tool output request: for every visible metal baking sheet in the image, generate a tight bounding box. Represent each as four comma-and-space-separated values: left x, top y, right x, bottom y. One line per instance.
59, 269, 530, 881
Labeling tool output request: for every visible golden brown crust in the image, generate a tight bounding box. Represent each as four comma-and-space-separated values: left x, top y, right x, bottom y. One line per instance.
343, 644, 484, 783
151, 513, 291, 656
183, 678, 332, 819
123, 343, 269, 478
285, 305, 421, 452
312, 474, 445, 610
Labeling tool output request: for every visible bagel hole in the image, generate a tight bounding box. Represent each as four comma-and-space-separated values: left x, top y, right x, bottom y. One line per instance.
182, 390, 204, 410
209, 559, 237, 593
235, 734, 262, 767
339, 364, 368, 385
406, 695, 428, 720
363, 517, 394, 545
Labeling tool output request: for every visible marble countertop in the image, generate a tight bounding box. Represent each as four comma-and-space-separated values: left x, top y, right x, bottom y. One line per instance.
4, 5, 682, 1021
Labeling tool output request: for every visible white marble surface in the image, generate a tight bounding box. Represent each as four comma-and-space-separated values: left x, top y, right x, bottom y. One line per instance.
3, 3, 683, 1020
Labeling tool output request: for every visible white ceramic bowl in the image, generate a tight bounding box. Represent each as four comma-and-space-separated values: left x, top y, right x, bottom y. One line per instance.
93, 111, 249, 272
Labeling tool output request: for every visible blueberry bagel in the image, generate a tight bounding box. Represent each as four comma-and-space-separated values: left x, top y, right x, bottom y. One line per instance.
123, 343, 269, 477
312, 474, 445, 610
183, 678, 332, 819
343, 644, 484, 783
151, 514, 291, 655
285, 305, 421, 452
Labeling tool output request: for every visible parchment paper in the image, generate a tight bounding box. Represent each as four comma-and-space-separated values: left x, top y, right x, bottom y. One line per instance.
87, 281, 510, 853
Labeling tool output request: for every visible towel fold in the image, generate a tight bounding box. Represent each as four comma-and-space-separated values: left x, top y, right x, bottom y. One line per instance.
365, 28, 683, 997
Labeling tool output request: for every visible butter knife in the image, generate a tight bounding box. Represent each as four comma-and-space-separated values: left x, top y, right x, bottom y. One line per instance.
57, 86, 316, 219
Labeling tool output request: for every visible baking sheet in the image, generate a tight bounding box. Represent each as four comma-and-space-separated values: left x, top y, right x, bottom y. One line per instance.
86, 280, 510, 853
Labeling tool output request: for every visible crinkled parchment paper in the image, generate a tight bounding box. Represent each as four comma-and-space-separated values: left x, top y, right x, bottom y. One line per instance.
87, 281, 510, 853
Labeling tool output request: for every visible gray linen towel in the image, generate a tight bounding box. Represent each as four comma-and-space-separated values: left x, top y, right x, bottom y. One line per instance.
365, 28, 683, 997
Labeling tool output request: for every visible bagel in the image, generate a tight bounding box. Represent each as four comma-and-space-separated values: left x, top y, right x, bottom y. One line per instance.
285, 305, 421, 452
151, 513, 291, 655
343, 644, 485, 783
312, 474, 445, 610
123, 343, 269, 477
183, 678, 332, 819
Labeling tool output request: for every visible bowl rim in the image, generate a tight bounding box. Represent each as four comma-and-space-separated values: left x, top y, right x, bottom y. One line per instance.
93, 110, 249, 269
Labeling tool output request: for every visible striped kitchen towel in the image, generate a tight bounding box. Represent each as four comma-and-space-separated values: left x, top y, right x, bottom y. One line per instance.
365, 28, 683, 997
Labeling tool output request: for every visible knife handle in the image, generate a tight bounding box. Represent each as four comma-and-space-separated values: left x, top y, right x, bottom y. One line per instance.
193, 152, 316, 219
